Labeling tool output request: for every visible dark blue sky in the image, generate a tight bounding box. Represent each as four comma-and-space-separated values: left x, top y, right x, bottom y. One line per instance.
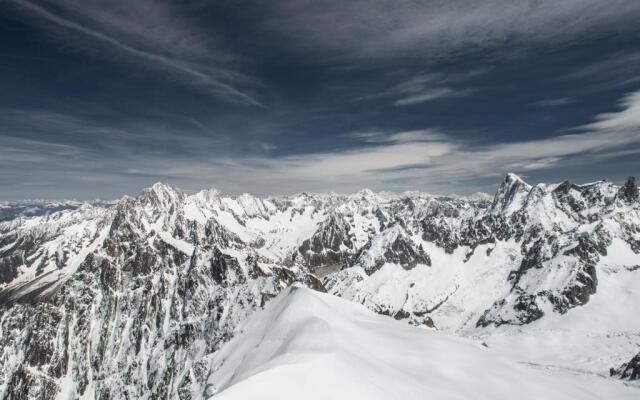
1, 0, 640, 200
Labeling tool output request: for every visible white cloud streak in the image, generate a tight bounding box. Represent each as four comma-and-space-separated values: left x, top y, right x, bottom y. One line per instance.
582, 90, 640, 131
532, 98, 575, 107
9, 0, 262, 105
566, 51, 640, 90
394, 87, 468, 106
355, 70, 483, 106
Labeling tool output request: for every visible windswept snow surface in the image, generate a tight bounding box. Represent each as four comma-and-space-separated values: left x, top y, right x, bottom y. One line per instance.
205, 286, 638, 400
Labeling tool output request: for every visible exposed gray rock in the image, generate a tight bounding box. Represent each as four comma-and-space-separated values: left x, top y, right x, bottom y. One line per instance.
611, 352, 640, 380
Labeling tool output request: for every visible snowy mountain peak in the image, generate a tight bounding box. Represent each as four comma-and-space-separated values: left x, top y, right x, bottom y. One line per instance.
491, 172, 533, 214
355, 188, 375, 198
505, 172, 526, 183
191, 188, 222, 205
148, 181, 177, 193
141, 181, 184, 208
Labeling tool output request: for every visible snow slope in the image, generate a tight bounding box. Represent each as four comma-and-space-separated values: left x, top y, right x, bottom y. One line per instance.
470, 237, 640, 375
205, 286, 638, 400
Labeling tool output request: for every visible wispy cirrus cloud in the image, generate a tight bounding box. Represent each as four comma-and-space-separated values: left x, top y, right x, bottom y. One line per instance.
394, 87, 471, 106
0, 135, 83, 163
580, 90, 640, 131
355, 70, 484, 106
344, 129, 448, 144
532, 97, 576, 107
265, 0, 640, 60
566, 50, 640, 91
8, 0, 262, 105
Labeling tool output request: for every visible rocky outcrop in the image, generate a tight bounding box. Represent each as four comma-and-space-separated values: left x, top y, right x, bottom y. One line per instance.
299, 213, 357, 270
617, 176, 639, 203
611, 352, 640, 380
491, 173, 532, 215
356, 225, 431, 273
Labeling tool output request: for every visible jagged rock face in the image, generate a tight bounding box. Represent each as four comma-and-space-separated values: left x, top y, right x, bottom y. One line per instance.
611, 352, 640, 380
618, 176, 639, 203
0, 251, 298, 399
0, 185, 320, 399
470, 180, 625, 327
491, 173, 532, 214
299, 213, 357, 271
0, 175, 639, 399
355, 225, 431, 274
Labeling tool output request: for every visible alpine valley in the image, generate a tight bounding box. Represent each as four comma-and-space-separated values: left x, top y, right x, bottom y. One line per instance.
1, 173, 639, 399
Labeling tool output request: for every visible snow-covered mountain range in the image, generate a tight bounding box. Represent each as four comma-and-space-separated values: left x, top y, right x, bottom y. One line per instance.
0, 174, 639, 399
